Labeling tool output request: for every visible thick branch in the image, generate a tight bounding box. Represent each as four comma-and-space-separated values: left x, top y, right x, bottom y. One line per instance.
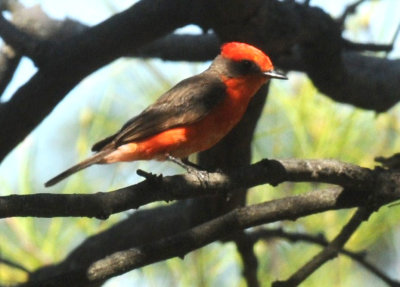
24, 187, 359, 286
0, 13, 48, 64
0, 2, 397, 286
28, 200, 216, 284
136, 33, 220, 61
0, 2, 85, 98
0, 158, 379, 219
23, 156, 400, 284
0, 45, 21, 97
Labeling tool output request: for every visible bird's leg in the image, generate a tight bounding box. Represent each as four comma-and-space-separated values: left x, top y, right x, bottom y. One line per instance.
166, 155, 204, 172
181, 157, 205, 170
166, 155, 209, 183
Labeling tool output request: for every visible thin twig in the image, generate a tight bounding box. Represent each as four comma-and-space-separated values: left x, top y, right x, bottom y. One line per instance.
338, 0, 368, 27
235, 233, 259, 287
0, 256, 30, 273
385, 21, 400, 58
273, 208, 372, 286
342, 38, 394, 52
250, 228, 400, 286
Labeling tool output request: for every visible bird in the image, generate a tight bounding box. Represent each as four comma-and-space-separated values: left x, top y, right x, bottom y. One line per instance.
45, 42, 287, 187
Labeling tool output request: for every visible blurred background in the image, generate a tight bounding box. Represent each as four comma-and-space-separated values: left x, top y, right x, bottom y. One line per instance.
1, 0, 400, 286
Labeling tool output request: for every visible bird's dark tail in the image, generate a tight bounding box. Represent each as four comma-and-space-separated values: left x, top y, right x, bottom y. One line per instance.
45, 150, 111, 187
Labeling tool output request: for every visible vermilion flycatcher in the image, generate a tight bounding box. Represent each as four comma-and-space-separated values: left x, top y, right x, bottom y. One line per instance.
45, 42, 287, 187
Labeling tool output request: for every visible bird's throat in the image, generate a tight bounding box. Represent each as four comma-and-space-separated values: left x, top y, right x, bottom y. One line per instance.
222, 75, 267, 102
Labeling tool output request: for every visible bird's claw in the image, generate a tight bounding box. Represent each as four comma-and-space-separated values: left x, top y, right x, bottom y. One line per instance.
188, 167, 208, 179
188, 168, 209, 188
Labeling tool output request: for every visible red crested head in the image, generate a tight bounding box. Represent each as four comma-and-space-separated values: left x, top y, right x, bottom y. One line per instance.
221, 42, 274, 72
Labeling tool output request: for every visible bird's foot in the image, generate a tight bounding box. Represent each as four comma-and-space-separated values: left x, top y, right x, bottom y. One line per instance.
181, 157, 204, 170
166, 155, 205, 172
188, 168, 209, 181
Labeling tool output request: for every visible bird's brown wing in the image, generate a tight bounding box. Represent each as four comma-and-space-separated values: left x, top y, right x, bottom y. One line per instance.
91, 73, 226, 152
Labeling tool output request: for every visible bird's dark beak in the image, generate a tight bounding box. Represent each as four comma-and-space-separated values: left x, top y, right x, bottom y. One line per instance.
263, 70, 288, 80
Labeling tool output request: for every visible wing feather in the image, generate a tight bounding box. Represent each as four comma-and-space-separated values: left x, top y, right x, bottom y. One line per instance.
92, 73, 226, 152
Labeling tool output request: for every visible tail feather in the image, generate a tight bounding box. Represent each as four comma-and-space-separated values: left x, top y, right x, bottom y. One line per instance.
45, 151, 110, 187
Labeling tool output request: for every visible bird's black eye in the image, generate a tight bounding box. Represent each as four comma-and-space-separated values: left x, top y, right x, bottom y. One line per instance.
229, 59, 259, 76
240, 60, 253, 69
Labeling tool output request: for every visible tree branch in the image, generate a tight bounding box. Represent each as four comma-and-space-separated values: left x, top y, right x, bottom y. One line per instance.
343, 38, 394, 52
0, 44, 21, 98
273, 207, 372, 286
23, 187, 364, 286
249, 228, 400, 286
22, 154, 400, 284
337, 0, 368, 27
0, 255, 30, 274
0, 158, 381, 219
235, 232, 259, 287
0, 13, 49, 65
0, 2, 397, 286
136, 33, 220, 61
